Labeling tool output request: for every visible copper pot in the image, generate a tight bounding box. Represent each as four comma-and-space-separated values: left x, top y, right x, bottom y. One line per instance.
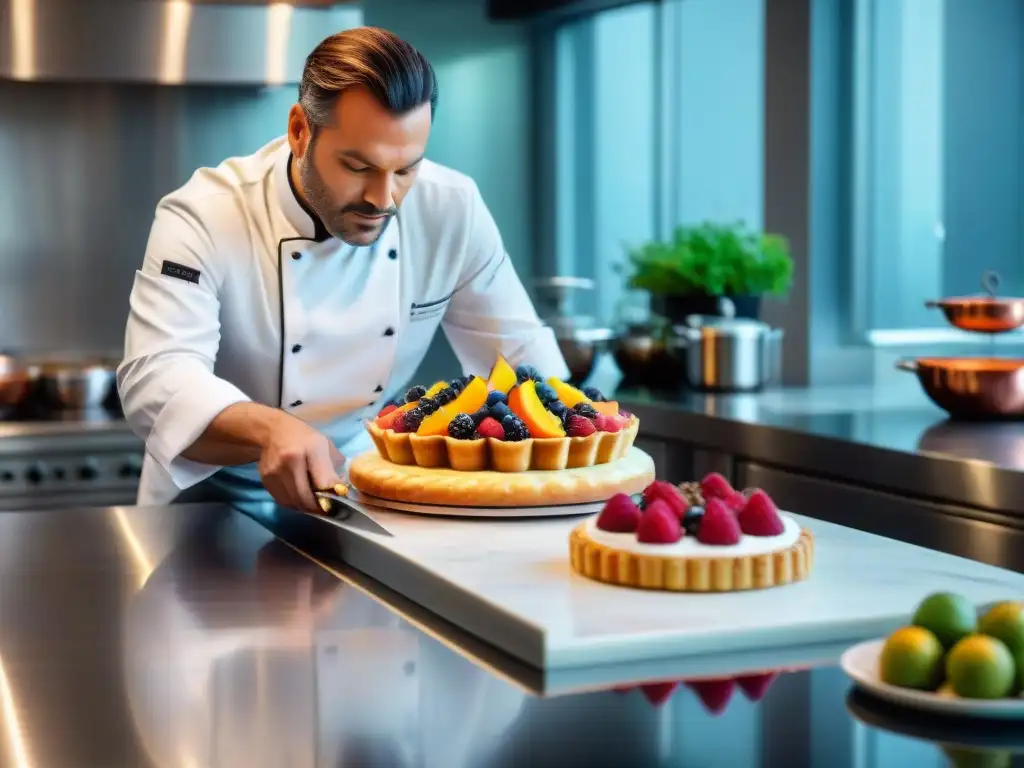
925, 271, 1024, 333
896, 357, 1024, 418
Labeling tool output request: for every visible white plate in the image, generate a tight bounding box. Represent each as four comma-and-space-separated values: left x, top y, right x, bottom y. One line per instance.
840, 639, 1024, 720
348, 488, 603, 518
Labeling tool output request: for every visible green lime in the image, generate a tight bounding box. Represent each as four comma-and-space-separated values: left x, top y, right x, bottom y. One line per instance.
978, 601, 1024, 658
879, 626, 944, 689
912, 592, 977, 649
941, 746, 1012, 768
946, 634, 1016, 699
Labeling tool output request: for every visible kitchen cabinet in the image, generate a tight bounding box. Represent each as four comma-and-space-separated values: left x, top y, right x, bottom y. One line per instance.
736, 461, 1024, 574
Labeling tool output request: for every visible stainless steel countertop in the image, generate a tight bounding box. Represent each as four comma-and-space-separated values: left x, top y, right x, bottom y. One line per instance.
3, 501, 1024, 767
618, 383, 1024, 515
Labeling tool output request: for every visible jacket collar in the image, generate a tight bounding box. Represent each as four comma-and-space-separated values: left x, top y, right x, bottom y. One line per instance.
273, 143, 332, 243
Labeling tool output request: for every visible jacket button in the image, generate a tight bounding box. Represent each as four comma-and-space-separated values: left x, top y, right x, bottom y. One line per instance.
291, 344, 302, 353
290, 400, 303, 407
374, 384, 383, 393
388, 249, 398, 260
291, 251, 302, 260
383, 327, 394, 337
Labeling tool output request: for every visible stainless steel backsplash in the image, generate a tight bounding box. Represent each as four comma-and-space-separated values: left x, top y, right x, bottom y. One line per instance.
0, 80, 298, 356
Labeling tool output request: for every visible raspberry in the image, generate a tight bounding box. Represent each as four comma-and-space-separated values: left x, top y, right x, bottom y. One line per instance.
735, 672, 778, 702
595, 493, 642, 533
391, 413, 409, 433
470, 406, 491, 426
687, 679, 736, 715
377, 403, 398, 418
639, 681, 679, 706
700, 472, 735, 501
501, 414, 531, 441
696, 498, 742, 545
477, 417, 505, 440
447, 413, 476, 439
642, 481, 687, 518
405, 385, 426, 402
737, 490, 784, 536
582, 386, 606, 402
724, 490, 748, 512
572, 402, 598, 419
635, 499, 682, 544
565, 413, 596, 437
594, 413, 622, 433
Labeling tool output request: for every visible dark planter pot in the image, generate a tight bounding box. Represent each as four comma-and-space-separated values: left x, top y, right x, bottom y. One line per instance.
656, 294, 762, 324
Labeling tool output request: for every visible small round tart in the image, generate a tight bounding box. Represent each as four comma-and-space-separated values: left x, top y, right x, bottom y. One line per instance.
569, 514, 814, 592
349, 446, 656, 508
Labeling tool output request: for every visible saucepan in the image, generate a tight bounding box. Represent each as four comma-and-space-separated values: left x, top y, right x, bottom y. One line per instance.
895, 357, 1024, 419
925, 271, 1024, 334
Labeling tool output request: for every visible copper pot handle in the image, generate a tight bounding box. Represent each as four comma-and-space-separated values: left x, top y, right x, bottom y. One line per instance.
894, 359, 918, 373
982, 270, 1001, 297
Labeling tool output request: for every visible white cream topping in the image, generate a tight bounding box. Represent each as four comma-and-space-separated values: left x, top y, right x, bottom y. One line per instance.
585, 513, 800, 557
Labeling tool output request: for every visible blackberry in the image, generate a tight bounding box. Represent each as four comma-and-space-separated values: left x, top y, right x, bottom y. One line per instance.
447, 413, 476, 439
502, 414, 531, 441
405, 385, 427, 403
486, 390, 508, 407
515, 364, 539, 384
417, 396, 440, 415
535, 383, 558, 404
490, 402, 512, 422
682, 506, 705, 537
403, 407, 426, 431
434, 387, 456, 405
582, 386, 606, 402
470, 406, 491, 426
547, 400, 568, 418
572, 402, 599, 420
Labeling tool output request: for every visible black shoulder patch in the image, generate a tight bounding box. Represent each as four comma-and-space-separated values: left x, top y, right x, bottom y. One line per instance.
160, 260, 201, 284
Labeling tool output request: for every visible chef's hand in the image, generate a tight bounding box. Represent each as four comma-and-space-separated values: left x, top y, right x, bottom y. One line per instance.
257, 415, 345, 513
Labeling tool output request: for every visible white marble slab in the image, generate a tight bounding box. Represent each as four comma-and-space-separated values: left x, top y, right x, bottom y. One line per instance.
291, 508, 1024, 670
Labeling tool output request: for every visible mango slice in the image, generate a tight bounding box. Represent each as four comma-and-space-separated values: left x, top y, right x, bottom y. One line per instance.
546, 377, 590, 408
509, 380, 565, 438
487, 356, 517, 394
417, 376, 489, 436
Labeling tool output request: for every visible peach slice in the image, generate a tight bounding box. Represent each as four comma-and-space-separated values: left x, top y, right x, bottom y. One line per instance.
487, 355, 517, 394
508, 380, 565, 438
546, 377, 590, 408
417, 376, 489, 436
591, 401, 619, 417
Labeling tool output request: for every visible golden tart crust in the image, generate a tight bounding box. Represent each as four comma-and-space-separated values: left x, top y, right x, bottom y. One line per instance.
365, 416, 640, 472
348, 446, 656, 508
569, 524, 815, 592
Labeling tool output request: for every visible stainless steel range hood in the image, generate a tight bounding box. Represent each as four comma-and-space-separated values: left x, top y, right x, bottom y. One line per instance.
0, 0, 364, 84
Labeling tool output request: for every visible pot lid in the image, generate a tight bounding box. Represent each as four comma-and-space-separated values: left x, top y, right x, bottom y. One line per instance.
677, 315, 773, 338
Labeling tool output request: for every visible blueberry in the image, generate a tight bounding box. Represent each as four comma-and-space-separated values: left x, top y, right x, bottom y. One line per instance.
486, 390, 508, 407
470, 406, 491, 426
417, 396, 440, 415
405, 385, 427, 403
490, 402, 512, 422
682, 506, 705, 536
450, 377, 469, 392
403, 407, 426, 431
501, 414, 531, 441
547, 401, 567, 417
515, 364, 539, 384
582, 386, 606, 402
535, 383, 558, 404
572, 402, 599, 419
447, 413, 476, 439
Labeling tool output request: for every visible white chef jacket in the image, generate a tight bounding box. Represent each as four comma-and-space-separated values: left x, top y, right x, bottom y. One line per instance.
119, 136, 569, 506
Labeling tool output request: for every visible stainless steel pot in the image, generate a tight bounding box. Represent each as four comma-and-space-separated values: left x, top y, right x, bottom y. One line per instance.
675, 316, 783, 392
34, 359, 117, 409
534, 276, 613, 383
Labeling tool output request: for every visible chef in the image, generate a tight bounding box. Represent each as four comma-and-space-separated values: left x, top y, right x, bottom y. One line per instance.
117, 26, 568, 512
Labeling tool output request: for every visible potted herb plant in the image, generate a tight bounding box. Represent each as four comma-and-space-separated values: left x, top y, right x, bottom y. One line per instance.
623, 221, 793, 322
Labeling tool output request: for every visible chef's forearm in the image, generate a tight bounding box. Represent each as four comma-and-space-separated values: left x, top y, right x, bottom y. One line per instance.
181, 402, 287, 466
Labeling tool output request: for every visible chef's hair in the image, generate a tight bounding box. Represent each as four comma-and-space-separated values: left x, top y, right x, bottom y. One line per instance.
299, 27, 438, 132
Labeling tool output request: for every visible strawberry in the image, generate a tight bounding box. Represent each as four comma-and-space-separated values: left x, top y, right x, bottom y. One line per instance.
594, 413, 622, 433
477, 417, 505, 440
735, 672, 779, 701
737, 490, 784, 536
700, 472, 735, 501
596, 493, 642, 533
642, 481, 687, 519
636, 499, 683, 544
640, 681, 679, 706
687, 679, 735, 715
697, 498, 742, 545
566, 413, 597, 437
377, 403, 398, 418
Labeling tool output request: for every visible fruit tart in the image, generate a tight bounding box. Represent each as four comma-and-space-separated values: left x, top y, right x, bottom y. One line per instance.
349, 356, 654, 507
569, 474, 814, 592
